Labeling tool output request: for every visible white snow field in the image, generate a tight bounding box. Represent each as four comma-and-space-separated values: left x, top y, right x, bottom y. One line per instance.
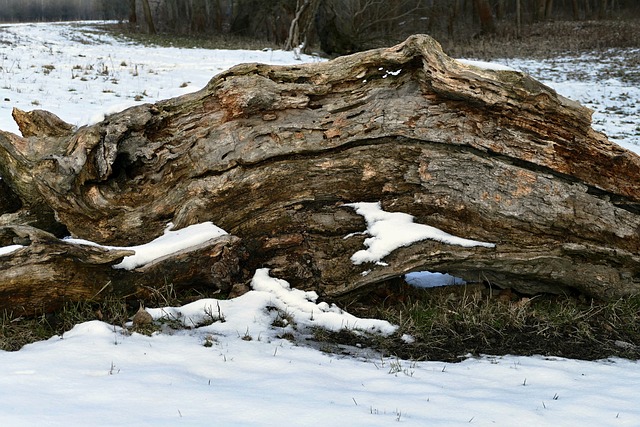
0, 22, 639, 426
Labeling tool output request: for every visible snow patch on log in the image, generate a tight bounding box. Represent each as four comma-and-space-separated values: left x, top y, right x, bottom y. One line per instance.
345, 202, 495, 265
64, 221, 227, 270
0, 244, 23, 256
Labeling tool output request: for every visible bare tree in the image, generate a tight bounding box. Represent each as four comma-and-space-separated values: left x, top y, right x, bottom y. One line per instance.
285, 0, 319, 51
584, 0, 592, 18
129, 0, 137, 25
141, 0, 156, 34
545, 0, 554, 19
571, 0, 580, 19
315, 0, 427, 53
473, 0, 495, 33
599, 0, 607, 18
516, 0, 522, 36
496, 0, 505, 19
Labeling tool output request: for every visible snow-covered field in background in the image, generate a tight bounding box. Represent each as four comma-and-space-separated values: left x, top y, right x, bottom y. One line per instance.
0, 22, 639, 426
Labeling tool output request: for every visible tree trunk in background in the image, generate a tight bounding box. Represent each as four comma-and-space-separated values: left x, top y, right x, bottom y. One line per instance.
213, 0, 223, 32
473, 0, 495, 33
599, 0, 607, 18
141, 0, 155, 34
585, 0, 592, 18
535, 0, 546, 20
516, 0, 522, 36
572, 0, 580, 19
447, 0, 461, 38
191, 0, 207, 33
315, 0, 353, 54
129, 0, 137, 25
285, 0, 314, 51
545, 0, 554, 19
162, 0, 182, 33
496, 0, 505, 19
1, 35, 640, 316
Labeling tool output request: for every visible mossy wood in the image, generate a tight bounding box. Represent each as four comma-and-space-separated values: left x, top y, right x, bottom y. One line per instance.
1, 35, 639, 317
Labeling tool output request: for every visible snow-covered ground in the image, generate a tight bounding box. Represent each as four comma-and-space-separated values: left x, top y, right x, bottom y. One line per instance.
0, 22, 639, 426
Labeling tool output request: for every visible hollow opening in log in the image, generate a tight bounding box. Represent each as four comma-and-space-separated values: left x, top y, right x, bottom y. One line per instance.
0, 179, 22, 215
405, 271, 466, 288
110, 152, 130, 179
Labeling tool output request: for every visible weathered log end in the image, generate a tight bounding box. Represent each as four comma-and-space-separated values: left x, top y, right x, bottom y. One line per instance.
0, 226, 247, 317
0, 34, 638, 313
0, 127, 69, 236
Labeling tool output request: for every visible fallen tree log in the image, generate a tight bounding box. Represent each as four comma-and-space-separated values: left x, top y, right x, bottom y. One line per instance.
0, 34, 639, 315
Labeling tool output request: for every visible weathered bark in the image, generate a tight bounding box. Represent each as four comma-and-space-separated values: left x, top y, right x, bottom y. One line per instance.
0, 34, 639, 313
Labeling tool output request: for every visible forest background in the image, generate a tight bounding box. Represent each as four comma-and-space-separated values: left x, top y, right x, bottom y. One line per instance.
0, 0, 638, 57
